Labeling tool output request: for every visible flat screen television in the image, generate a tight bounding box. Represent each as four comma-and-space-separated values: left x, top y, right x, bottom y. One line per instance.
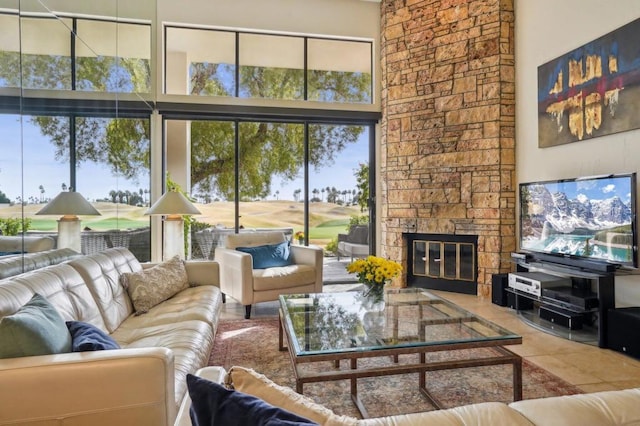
519, 173, 637, 269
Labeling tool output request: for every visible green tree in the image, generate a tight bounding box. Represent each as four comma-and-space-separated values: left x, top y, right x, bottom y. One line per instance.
355, 162, 369, 212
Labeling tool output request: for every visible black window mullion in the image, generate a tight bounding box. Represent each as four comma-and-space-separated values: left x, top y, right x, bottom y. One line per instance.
71, 18, 77, 91
303, 38, 308, 101
70, 115, 76, 191
234, 120, 240, 230
235, 33, 240, 98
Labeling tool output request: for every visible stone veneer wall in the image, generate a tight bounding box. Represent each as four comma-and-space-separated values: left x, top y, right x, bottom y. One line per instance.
380, 0, 516, 298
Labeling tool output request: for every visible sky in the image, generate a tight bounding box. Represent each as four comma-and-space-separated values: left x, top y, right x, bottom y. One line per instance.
0, 114, 367, 204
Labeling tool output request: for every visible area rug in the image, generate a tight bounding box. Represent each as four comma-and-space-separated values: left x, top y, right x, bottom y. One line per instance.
208, 317, 582, 419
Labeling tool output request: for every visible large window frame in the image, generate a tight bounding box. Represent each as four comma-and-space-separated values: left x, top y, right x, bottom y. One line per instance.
164, 25, 373, 104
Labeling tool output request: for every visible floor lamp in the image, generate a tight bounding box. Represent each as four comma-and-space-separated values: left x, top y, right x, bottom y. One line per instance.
36, 191, 101, 253
145, 190, 201, 260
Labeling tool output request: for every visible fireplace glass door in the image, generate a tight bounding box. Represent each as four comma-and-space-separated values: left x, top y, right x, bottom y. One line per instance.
414, 240, 475, 282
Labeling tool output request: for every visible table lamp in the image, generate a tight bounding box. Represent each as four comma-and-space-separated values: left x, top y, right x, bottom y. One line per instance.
145, 190, 201, 260
36, 190, 101, 253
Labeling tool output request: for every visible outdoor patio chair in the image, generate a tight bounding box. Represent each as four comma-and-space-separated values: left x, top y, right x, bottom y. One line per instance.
215, 231, 323, 318
337, 224, 369, 260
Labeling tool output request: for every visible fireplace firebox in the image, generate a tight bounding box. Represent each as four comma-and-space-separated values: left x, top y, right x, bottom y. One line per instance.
403, 233, 478, 295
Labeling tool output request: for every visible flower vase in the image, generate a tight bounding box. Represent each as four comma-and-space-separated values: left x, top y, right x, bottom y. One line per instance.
362, 283, 385, 312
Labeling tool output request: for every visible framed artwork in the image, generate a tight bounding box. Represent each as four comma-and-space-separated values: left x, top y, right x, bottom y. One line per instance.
538, 17, 640, 148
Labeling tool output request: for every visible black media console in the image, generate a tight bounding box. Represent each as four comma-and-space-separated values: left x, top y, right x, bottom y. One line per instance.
502, 257, 615, 348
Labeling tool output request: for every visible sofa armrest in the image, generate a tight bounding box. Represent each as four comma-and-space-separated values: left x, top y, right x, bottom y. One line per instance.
291, 245, 324, 293
184, 260, 220, 287
337, 233, 348, 242
290, 244, 323, 266
215, 247, 254, 305
142, 260, 220, 287
0, 347, 176, 426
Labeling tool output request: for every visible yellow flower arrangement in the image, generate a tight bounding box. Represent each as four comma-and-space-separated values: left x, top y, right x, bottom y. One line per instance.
346, 255, 402, 288
294, 231, 305, 242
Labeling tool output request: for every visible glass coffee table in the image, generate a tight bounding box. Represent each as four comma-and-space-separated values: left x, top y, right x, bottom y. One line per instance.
278, 287, 522, 418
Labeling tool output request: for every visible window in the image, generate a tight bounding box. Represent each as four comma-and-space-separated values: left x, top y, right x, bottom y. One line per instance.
165, 27, 235, 96
164, 26, 373, 104
238, 34, 304, 100
0, 12, 151, 93
307, 39, 372, 103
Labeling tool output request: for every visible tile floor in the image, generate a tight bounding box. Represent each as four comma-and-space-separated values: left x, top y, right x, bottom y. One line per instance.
219, 286, 640, 393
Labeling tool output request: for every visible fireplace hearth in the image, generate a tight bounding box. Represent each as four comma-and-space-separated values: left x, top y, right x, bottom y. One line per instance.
403, 233, 478, 295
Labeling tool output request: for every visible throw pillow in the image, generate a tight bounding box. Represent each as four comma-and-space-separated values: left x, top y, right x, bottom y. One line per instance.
0, 293, 72, 359
186, 374, 319, 426
236, 240, 292, 269
66, 321, 120, 351
226, 366, 357, 426
121, 255, 189, 315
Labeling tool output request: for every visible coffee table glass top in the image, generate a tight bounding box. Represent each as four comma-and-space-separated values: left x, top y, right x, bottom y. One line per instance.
279, 288, 521, 356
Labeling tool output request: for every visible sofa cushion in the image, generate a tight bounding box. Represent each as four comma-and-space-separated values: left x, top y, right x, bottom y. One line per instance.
117, 285, 222, 333
187, 374, 318, 426
66, 320, 120, 351
0, 235, 55, 253
68, 248, 141, 333
236, 241, 293, 269
3, 263, 107, 329
0, 293, 72, 359
252, 264, 317, 291
226, 366, 356, 426
121, 255, 189, 315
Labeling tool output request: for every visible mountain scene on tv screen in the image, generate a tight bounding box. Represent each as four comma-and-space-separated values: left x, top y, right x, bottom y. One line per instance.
521, 182, 634, 263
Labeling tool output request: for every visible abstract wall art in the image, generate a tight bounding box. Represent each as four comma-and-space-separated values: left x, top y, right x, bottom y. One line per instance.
538, 17, 640, 148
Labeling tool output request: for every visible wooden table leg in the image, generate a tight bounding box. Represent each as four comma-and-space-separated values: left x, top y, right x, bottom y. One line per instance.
278, 312, 286, 351
513, 357, 523, 401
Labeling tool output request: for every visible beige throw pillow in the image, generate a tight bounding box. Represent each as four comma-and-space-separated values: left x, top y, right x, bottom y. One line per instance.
226, 366, 357, 426
121, 256, 189, 315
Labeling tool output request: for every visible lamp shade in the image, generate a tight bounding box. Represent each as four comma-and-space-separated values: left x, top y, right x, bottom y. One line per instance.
145, 190, 201, 216
36, 191, 101, 217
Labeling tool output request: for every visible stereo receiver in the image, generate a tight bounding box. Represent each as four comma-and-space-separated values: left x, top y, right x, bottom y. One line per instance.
508, 272, 571, 297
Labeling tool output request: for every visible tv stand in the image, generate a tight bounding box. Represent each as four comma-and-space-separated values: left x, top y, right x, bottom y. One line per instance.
507, 259, 615, 348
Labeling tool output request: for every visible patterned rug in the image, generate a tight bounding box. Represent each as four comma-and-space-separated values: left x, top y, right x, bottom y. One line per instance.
208, 317, 582, 419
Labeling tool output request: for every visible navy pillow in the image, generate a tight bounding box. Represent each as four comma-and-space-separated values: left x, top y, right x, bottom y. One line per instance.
0, 251, 22, 256
66, 321, 120, 352
236, 240, 293, 269
187, 374, 318, 426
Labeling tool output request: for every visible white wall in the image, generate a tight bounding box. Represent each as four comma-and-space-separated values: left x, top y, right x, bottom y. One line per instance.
515, 0, 640, 306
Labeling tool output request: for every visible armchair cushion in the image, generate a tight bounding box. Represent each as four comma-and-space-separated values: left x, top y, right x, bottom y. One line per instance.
236, 241, 293, 269
0, 293, 72, 359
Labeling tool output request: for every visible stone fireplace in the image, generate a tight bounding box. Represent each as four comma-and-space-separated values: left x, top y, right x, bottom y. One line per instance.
380, 0, 516, 298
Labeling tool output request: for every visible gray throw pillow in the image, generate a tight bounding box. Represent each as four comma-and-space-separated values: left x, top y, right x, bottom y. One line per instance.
121, 255, 189, 315
0, 293, 72, 359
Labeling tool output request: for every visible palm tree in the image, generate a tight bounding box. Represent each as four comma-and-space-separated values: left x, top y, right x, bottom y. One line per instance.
38, 185, 45, 202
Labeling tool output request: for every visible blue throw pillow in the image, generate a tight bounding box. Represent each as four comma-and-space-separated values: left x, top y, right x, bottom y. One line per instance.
236, 240, 293, 269
0, 293, 72, 359
187, 374, 318, 426
66, 321, 120, 351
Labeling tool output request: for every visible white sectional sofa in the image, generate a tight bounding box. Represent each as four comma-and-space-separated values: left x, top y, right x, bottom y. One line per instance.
0, 247, 222, 426
177, 366, 640, 426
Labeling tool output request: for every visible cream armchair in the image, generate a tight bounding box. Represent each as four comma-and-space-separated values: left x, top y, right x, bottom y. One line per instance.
215, 231, 323, 318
